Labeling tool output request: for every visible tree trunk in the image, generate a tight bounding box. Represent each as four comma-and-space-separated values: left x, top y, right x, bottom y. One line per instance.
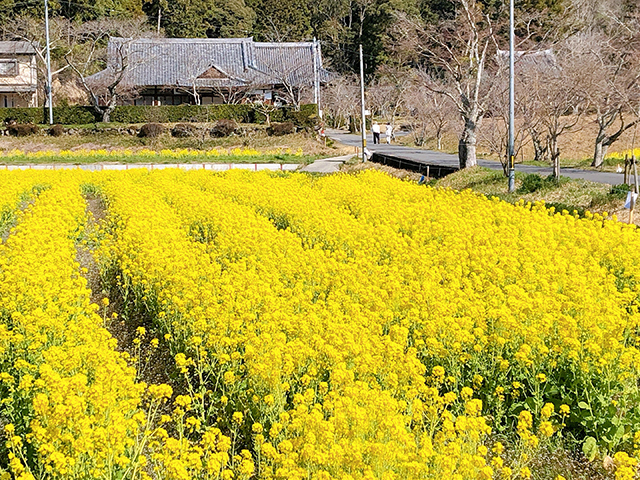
192, 85, 201, 106
591, 119, 639, 168
458, 119, 478, 169
100, 86, 119, 123
592, 139, 608, 168
436, 131, 442, 150
550, 136, 560, 178
530, 129, 548, 163
591, 123, 608, 168
100, 104, 118, 123
553, 154, 560, 178
349, 116, 357, 134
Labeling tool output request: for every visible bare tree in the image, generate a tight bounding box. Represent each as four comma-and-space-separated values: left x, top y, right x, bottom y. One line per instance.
256, 47, 317, 110
3, 16, 74, 105
480, 72, 529, 174
174, 56, 213, 105
403, 74, 456, 150
520, 43, 588, 177
64, 19, 155, 122
251, 100, 278, 126
367, 67, 410, 126
323, 74, 359, 130
209, 84, 251, 105
568, 0, 631, 29
573, 30, 640, 167
176, 60, 254, 105
394, 0, 508, 169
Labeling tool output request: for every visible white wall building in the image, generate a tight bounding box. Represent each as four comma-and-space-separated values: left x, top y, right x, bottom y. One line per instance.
0, 42, 38, 108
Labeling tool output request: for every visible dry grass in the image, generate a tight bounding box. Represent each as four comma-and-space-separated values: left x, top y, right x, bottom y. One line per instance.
0, 128, 349, 158
439, 166, 636, 223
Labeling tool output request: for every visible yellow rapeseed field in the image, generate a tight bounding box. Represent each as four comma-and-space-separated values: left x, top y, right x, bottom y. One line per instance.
1, 168, 640, 479
0, 147, 303, 162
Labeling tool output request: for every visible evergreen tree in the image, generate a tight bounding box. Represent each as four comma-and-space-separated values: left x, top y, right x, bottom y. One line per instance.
249, 0, 312, 41
144, 0, 255, 38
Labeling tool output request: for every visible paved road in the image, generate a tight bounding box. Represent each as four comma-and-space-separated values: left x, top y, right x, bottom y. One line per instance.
328, 129, 626, 186
300, 154, 353, 173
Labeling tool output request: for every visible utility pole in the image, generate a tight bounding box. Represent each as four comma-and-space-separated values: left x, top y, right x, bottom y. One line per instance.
359, 44, 366, 162
507, 0, 515, 192
312, 38, 320, 117
44, 0, 54, 125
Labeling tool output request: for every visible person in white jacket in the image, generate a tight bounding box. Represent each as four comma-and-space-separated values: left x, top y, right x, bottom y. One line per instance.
371, 122, 381, 144
385, 123, 393, 144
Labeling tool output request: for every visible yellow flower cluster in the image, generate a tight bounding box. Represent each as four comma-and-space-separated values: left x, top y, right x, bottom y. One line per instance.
0, 172, 239, 480
96, 169, 506, 479
0, 171, 50, 233
0, 172, 147, 479
1, 147, 303, 161
605, 148, 640, 161
3, 168, 640, 479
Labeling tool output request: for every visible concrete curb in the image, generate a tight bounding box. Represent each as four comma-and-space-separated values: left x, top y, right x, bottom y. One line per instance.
1, 163, 301, 172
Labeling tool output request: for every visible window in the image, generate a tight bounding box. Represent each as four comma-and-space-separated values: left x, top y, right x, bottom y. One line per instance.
0, 60, 18, 77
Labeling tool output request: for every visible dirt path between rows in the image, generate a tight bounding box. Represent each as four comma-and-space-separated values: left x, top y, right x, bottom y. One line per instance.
77, 192, 173, 387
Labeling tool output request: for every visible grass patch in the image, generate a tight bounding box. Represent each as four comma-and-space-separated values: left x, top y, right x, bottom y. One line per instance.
436, 166, 631, 220
0, 131, 349, 162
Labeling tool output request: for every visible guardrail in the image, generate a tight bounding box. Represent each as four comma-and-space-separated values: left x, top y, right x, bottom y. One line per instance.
371, 153, 458, 179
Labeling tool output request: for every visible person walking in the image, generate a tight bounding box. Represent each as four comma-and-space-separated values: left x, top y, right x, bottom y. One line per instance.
385, 123, 393, 144
372, 121, 381, 144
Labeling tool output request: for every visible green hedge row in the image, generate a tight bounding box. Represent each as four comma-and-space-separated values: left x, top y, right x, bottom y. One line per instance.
0, 106, 96, 125
0, 104, 318, 127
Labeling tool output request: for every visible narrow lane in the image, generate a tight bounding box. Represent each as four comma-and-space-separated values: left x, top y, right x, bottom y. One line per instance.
327, 129, 626, 185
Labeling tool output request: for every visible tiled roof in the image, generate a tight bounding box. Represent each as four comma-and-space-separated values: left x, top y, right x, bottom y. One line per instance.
89, 37, 330, 89
0, 41, 37, 55
497, 49, 557, 70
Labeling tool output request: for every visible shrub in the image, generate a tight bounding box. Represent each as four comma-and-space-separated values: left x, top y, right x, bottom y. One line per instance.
267, 122, 295, 136
171, 123, 195, 138
286, 105, 319, 128
138, 123, 165, 138
518, 174, 545, 194
52, 106, 96, 125
0, 108, 43, 125
210, 119, 237, 138
0, 103, 319, 125
48, 124, 64, 137
8, 124, 38, 136
111, 104, 258, 124
110, 106, 159, 124
517, 174, 570, 195
610, 183, 632, 199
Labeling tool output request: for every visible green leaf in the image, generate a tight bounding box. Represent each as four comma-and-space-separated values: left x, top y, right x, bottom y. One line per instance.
614, 425, 625, 443
578, 401, 590, 409
583, 436, 598, 462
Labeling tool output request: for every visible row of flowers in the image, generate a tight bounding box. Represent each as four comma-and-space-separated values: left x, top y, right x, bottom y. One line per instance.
0, 147, 304, 161
0, 173, 149, 479
605, 148, 640, 161
2, 168, 640, 478
0, 172, 237, 480
94, 168, 635, 479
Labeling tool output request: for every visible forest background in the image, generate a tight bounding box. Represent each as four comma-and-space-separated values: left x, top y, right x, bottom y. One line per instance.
1, 0, 639, 169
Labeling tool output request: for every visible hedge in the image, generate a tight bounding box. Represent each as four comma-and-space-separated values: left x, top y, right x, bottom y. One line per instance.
0, 104, 319, 127
0, 106, 96, 125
